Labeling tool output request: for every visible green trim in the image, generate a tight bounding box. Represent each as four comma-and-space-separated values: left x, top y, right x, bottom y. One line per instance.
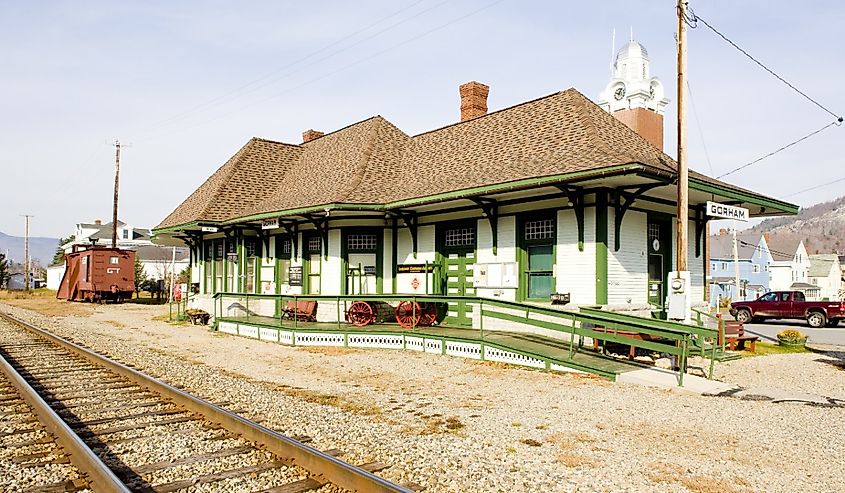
595, 191, 608, 304
689, 178, 798, 214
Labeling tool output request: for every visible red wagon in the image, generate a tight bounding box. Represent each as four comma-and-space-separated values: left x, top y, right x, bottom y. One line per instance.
345, 300, 440, 329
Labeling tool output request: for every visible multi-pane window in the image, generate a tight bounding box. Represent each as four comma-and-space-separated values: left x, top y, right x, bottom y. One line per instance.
308, 236, 321, 253
524, 219, 554, 240
648, 223, 660, 241
245, 239, 257, 258
347, 234, 378, 251
445, 227, 475, 247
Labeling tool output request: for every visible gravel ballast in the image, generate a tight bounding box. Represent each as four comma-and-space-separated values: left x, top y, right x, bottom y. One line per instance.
2, 302, 844, 492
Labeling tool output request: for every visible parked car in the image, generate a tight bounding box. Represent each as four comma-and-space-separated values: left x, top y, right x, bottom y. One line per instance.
730, 291, 845, 328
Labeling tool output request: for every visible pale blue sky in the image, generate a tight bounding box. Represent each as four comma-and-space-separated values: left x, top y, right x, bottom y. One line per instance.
1, 0, 842, 237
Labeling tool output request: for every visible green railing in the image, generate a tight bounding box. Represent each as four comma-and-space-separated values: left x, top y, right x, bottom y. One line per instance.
691, 307, 727, 355
169, 297, 188, 321
212, 292, 721, 386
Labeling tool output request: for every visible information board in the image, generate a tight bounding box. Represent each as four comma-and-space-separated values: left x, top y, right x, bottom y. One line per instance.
288, 266, 303, 286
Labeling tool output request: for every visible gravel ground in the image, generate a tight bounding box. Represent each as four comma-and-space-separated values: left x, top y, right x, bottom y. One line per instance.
2, 301, 844, 492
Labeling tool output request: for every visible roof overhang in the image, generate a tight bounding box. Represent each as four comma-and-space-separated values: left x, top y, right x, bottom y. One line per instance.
152, 163, 798, 239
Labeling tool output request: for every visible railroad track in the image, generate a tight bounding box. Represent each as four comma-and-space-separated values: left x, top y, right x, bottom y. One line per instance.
0, 312, 413, 493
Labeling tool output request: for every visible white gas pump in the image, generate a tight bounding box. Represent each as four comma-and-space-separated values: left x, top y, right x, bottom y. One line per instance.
666, 270, 691, 322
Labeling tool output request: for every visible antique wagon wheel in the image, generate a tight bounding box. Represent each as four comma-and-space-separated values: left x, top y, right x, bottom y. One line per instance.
347, 301, 374, 327
395, 301, 422, 329
419, 302, 438, 327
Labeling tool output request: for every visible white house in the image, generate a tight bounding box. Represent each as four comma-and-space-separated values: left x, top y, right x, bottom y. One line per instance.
64, 219, 152, 253
767, 237, 816, 298
808, 254, 842, 301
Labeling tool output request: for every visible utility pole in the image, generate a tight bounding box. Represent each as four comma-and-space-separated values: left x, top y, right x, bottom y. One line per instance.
732, 222, 741, 301
676, 0, 689, 274
112, 140, 121, 248
21, 214, 33, 292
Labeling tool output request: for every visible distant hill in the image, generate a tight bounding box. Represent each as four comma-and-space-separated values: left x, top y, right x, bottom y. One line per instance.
743, 196, 845, 254
0, 231, 60, 266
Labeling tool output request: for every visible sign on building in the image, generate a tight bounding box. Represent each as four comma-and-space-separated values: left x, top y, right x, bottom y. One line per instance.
261, 218, 279, 230
288, 266, 303, 286
706, 201, 749, 222
201, 226, 218, 232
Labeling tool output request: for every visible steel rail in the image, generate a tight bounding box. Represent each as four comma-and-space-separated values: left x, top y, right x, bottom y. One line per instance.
0, 312, 411, 493
0, 337, 132, 492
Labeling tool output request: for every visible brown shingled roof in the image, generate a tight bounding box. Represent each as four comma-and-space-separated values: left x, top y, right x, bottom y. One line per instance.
156, 87, 786, 231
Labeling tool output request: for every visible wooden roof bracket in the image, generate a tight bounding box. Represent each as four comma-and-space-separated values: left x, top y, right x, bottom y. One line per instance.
554, 185, 585, 251
180, 232, 203, 266
394, 210, 419, 259
694, 205, 707, 258
470, 197, 498, 255
303, 214, 329, 260
280, 221, 299, 260
612, 183, 665, 251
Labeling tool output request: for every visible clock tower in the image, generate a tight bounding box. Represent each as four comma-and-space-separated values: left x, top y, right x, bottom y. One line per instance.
598, 39, 669, 150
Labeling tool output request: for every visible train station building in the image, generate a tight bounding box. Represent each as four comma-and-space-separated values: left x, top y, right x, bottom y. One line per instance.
153, 41, 797, 329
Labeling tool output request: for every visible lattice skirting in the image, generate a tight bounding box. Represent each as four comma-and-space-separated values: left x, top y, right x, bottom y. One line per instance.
214, 322, 603, 376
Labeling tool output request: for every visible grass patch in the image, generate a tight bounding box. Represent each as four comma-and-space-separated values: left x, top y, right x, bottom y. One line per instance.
0, 290, 93, 317
280, 387, 382, 417
520, 438, 543, 447
746, 342, 809, 356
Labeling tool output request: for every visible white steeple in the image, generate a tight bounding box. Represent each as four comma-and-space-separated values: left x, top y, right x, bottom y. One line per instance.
598, 38, 669, 114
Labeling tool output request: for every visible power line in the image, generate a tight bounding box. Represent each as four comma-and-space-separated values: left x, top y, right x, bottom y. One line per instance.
716, 120, 839, 179
140, 0, 506, 141
782, 176, 845, 199
136, 0, 446, 140
687, 6, 842, 122
685, 79, 714, 176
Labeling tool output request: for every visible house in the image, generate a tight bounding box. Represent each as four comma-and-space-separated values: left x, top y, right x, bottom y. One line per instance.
708, 231, 770, 305
152, 41, 798, 326
767, 237, 817, 298
135, 244, 190, 283
808, 254, 842, 301
64, 219, 152, 253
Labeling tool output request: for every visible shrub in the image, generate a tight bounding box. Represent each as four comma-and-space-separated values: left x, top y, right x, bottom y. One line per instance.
776, 329, 806, 344
718, 296, 732, 309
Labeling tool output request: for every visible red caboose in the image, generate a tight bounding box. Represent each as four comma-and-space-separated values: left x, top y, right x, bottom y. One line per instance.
57, 247, 136, 302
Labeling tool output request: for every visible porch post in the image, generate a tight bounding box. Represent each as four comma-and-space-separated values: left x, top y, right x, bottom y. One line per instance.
595, 191, 609, 305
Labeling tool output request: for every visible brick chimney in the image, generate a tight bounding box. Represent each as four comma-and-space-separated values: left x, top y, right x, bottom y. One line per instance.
302, 129, 324, 143
94, 219, 102, 225
459, 81, 489, 122
719, 228, 727, 236
612, 108, 664, 150
763, 232, 771, 244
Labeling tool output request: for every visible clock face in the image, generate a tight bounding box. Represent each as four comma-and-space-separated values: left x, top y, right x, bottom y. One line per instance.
614, 86, 625, 100
649, 85, 655, 98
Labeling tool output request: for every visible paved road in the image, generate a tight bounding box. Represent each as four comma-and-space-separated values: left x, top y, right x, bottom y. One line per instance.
740, 319, 845, 346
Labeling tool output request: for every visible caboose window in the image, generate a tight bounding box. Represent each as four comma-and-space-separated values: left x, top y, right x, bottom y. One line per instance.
110, 256, 119, 264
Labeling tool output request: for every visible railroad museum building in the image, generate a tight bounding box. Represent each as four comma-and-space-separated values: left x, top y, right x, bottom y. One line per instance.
154, 44, 796, 325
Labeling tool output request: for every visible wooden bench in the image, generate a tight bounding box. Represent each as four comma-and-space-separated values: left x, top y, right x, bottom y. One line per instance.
282, 300, 318, 322
592, 328, 660, 360
720, 320, 758, 352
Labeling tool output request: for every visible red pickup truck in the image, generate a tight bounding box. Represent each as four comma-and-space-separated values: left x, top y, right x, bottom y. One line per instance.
730, 291, 845, 328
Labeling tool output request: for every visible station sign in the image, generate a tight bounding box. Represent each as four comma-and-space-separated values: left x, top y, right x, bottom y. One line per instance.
261, 218, 279, 230
397, 264, 434, 273
706, 201, 749, 222
201, 226, 218, 233
288, 266, 303, 286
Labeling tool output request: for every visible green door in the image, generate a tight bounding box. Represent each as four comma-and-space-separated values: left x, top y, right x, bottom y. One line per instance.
647, 217, 672, 308
438, 224, 476, 326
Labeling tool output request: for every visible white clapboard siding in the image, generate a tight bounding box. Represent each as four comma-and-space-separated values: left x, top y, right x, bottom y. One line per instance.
321, 230, 342, 295
607, 208, 647, 305
396, 226, 436, 264
556, 208, 596, 305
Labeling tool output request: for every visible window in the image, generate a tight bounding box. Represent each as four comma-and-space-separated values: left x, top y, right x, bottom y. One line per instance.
122, 230, 129, 239
524, 219, 554, 240
109, 256, 119, 265
710, 263, 716, 271
760, 292, 777, 302
214, 242, 224, 293
781, 292, 791, 302
226, 241, 237, 291
205, 243, 214, 293
752, 264, 760, 273
347, 234, 378, 251
794, 292, 805, 302
82, 256, 89, 282
720, 262, 727, 270
445, 227, 475, 247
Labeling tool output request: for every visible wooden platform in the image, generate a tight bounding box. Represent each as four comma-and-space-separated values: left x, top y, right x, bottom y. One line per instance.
216, 316, 640, 379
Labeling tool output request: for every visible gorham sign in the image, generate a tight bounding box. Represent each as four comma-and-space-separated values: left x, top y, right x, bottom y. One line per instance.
706, 201, 749, 222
